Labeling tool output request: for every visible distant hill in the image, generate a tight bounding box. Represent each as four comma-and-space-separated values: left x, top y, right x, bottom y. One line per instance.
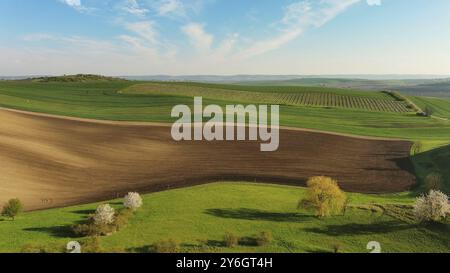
120, 74, 450, 82
29, 74, 126, 83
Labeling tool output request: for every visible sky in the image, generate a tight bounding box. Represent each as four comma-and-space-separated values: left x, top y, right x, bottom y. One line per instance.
0, 0, 450, 76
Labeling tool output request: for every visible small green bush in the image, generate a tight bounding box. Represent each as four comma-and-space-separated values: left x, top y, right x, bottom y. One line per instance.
224, 232, 239, 248
114, 209, 133, 231
153, 239, 180, 253
255, 231, 272, 246
72, 208, 134, 237
72, 223, 97, 237
1, 199, 23, 220
81, 237, 103, 253
72, 222, 116, 237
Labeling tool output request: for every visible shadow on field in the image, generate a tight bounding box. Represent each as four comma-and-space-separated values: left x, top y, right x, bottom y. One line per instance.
23, 225, 77, 238
71, 209, 95, 215
205, 208, 313, 222
303, 221, 413, 236
410, 144, 450, 195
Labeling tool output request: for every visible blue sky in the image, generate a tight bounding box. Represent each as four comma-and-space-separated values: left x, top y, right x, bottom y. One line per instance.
1, 0, 450, 76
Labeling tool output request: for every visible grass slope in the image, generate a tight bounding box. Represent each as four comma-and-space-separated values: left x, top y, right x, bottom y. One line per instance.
0, 183, 448, 253
123, 83, 410, 112
0, 81, 449, 140
409, 96, 450, 119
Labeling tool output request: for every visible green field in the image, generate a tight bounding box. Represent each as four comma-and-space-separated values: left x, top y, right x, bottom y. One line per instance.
1, 183, 449, 253
409, 96, 450, 119
0, 80, 449, 141
124, 82, 411, 112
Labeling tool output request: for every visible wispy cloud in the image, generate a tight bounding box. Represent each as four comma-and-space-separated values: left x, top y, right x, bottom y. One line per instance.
125, 21, 159, 45
58, 0, 89, 12
367, 0, 382, 6
120, 0, 149, 16
157, 0, 185, 17
150, 0, 206, 19
182, 23, 213, 52
21, 33, 118, 53
238, 0, 360, 59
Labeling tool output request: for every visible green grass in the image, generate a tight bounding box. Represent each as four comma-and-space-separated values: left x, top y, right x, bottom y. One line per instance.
124, 82, 410, 112
409, 96, 450, 119
411, 142, 450, 194
0, 183, 448, 253
0, 81, 449, 141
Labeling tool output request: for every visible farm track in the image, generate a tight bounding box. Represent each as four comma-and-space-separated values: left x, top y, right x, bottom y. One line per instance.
0, 108, 416, 211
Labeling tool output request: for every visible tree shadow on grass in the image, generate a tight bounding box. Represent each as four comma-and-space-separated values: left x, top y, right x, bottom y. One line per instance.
204, 208, 313, 222
71, 209, 95, 215
414, 222, 450, 245
23, 225, 77, 238
204, 240, 225, 247
303, 221, 414, 236
127, 245, 150, 253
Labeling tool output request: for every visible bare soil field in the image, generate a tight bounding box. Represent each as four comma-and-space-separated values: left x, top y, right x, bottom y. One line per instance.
0, 109, 416, 211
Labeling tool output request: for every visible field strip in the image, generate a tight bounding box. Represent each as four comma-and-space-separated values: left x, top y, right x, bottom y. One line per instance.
0, 106, 406, 141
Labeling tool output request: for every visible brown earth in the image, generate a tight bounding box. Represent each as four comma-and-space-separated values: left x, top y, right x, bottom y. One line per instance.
0, 108, 416, 211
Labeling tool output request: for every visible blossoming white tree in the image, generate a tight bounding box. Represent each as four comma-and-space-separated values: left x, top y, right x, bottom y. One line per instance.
123, 192, 143, 210
93, 204, 115, 225
414, 190, 450, 223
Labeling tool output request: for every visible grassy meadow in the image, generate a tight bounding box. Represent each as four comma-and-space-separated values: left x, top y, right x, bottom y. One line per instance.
0, 80, 449, 141
0, 183, 449, 253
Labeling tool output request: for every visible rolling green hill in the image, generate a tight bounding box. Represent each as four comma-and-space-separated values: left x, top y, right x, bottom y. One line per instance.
0, 80, 449, 141
409, 96, 450, 119
30, 74, 127, 83
0, 183, 448, 253
123, 83, 411, 112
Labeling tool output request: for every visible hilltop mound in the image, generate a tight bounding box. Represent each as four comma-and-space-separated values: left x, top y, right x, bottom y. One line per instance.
30, 74, 126, 83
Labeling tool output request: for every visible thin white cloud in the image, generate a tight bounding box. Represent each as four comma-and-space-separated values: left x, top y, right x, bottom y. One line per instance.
125, 21, 159, 45
367, 0, 382, 6
58, 0, 89, 12
120, 0, 149, 16
23, 34, 116, 51
150, 0, 206, 19
59, 0, 81, 8
157, 0, 185, 17
182, 23, 213, 52
238, 0, 360, 59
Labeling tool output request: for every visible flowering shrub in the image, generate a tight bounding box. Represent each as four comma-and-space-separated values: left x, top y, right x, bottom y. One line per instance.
414, 190, 450, 223
123, 192, 143, 210
93, 204, 115, 225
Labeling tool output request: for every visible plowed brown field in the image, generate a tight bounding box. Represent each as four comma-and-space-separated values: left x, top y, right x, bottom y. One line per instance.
0, 109, 416, 210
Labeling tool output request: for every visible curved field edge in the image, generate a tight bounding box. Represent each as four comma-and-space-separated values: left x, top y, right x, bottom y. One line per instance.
0, 182, 448, 253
